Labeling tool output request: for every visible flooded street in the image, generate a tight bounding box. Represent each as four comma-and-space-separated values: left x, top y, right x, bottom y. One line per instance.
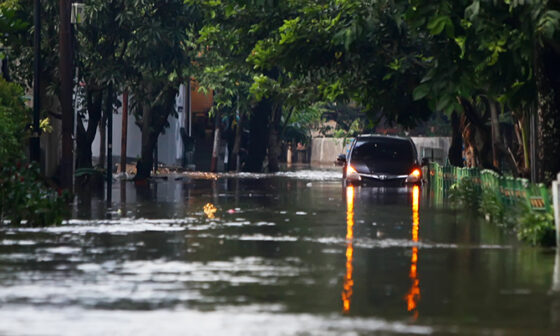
1, 170, 559, 335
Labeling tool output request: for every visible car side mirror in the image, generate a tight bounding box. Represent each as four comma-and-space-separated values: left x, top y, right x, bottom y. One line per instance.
421, 157, 430, 167
336, 154, 347, 166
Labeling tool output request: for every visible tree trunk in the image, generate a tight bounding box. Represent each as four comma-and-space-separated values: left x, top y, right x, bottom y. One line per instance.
133, 84, 179, 180
1, 55, 10, 81
447, 111, 463, 167
488, 99, 502, 170
120, 90, 129, 173
519, 118, 530, 171
135, 104, 155, 180
535, 46, 560, 183
231, 114, 243, 171
58, 0, 73, 191
460, 98, 494, 170
267, 104, 282, 172
245, 99, 271, 172
76, 88, 103, 169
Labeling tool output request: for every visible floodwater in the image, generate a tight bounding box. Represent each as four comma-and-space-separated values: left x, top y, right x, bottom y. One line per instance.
1, 169, 559, 335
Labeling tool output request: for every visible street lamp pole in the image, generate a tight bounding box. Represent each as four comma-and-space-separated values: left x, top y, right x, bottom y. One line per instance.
30, 0, 41, 163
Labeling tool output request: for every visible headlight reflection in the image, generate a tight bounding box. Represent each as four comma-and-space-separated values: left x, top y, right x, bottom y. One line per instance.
405, 185, 421, 319
342, 186, 355, 314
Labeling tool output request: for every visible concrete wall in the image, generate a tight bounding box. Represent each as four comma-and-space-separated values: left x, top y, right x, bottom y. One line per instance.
310, 136, 451, 165
410, 137, 451, 164
310, 137, 349, 164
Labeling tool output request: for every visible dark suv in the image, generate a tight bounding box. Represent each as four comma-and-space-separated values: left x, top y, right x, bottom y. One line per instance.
338, 135, 421, 186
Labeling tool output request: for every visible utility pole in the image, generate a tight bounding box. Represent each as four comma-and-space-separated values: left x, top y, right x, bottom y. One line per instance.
106, 85, 113, 204
30, 0, 41, 163
59, 0, 73, 191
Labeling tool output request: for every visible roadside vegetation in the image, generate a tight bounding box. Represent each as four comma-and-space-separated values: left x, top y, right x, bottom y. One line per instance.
445, 168, 555, 246
0, 77, 68, 226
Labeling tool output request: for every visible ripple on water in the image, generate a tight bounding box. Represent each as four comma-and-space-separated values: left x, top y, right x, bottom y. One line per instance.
219, 234, 298, 242
0, 240, 36, 246
6, 218, 196, 235
0, 257, 304, 307
305, 237, 512, 250
0, 306, 433, 336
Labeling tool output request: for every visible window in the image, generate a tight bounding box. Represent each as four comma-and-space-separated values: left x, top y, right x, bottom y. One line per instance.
352, 140, 414, 164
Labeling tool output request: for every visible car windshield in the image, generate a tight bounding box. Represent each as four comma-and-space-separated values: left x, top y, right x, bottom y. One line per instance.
351, 139, 414, 164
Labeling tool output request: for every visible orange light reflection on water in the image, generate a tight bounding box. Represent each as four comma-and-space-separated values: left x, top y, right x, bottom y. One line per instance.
405, 185, 421, 320
342, 186, 355, 314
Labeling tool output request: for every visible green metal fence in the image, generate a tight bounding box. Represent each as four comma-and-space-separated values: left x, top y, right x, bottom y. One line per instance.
427, 162, 552, 212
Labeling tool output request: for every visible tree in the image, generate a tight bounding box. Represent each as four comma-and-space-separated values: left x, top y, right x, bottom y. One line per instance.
189, 0, 317, 172
249, 0, 432, 129
77, 0, 199, 180
123, 0, 198, 180
406, 0, 560, 179
248, 0, 560, 181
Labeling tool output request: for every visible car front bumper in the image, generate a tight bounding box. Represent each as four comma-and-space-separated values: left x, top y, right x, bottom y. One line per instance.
346, 172, 421, 186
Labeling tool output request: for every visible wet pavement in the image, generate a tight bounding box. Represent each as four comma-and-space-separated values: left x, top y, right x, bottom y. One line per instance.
1, 169, 559, 335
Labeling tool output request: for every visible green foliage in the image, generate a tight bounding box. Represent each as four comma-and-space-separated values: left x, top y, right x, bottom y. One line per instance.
0, 163, 69, 226
0, 78, 68, 226
0, 77, 27, 162
282, 103, 324, 144
445, 173, 556, 246
479, 188, 507, 225
1, 0, 60, 91
0, 0, 29, 49
517, 204, 556, 246
332, 119, 363, 138
448, 177, 481, 210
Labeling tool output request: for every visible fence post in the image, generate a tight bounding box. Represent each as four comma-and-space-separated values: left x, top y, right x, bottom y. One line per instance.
553, 173, 560, 248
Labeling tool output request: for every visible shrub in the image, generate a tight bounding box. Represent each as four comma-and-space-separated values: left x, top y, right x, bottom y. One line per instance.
0, 77, 28, 163
517, 205, 555, 246
0, 77, 68, 226
0, 162, 69, 226
446, 175, 555, 246
448, 177, 481, 210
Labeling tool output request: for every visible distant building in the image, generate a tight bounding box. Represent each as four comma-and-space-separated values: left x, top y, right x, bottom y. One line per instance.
90, 79, 213, 167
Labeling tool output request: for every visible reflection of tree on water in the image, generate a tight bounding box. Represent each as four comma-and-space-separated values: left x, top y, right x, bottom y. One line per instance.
342, 186, 355, 314
405, 186, 421, 320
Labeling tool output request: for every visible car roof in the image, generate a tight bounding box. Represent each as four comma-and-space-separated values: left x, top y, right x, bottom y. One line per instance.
354, 134, 412, 142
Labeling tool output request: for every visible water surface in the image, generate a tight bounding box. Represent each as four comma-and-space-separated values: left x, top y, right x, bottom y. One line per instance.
0, 170, 558, 335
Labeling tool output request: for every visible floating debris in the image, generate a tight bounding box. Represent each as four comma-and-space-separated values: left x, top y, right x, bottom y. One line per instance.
204, 203, 218, 219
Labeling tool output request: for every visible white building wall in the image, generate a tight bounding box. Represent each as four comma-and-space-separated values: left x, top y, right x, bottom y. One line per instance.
92, 85, 186, 166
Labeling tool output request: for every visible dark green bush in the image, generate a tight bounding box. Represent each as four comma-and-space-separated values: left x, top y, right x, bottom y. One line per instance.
0, 77, 28, 162
448, 177, 481, 210
0, 77, 68, 226
517, 205, 555, 246
0, 162, 69, 226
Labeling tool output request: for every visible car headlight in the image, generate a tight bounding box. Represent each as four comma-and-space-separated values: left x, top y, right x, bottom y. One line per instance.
405, 168, 421, 183
346, 165, 361, 182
